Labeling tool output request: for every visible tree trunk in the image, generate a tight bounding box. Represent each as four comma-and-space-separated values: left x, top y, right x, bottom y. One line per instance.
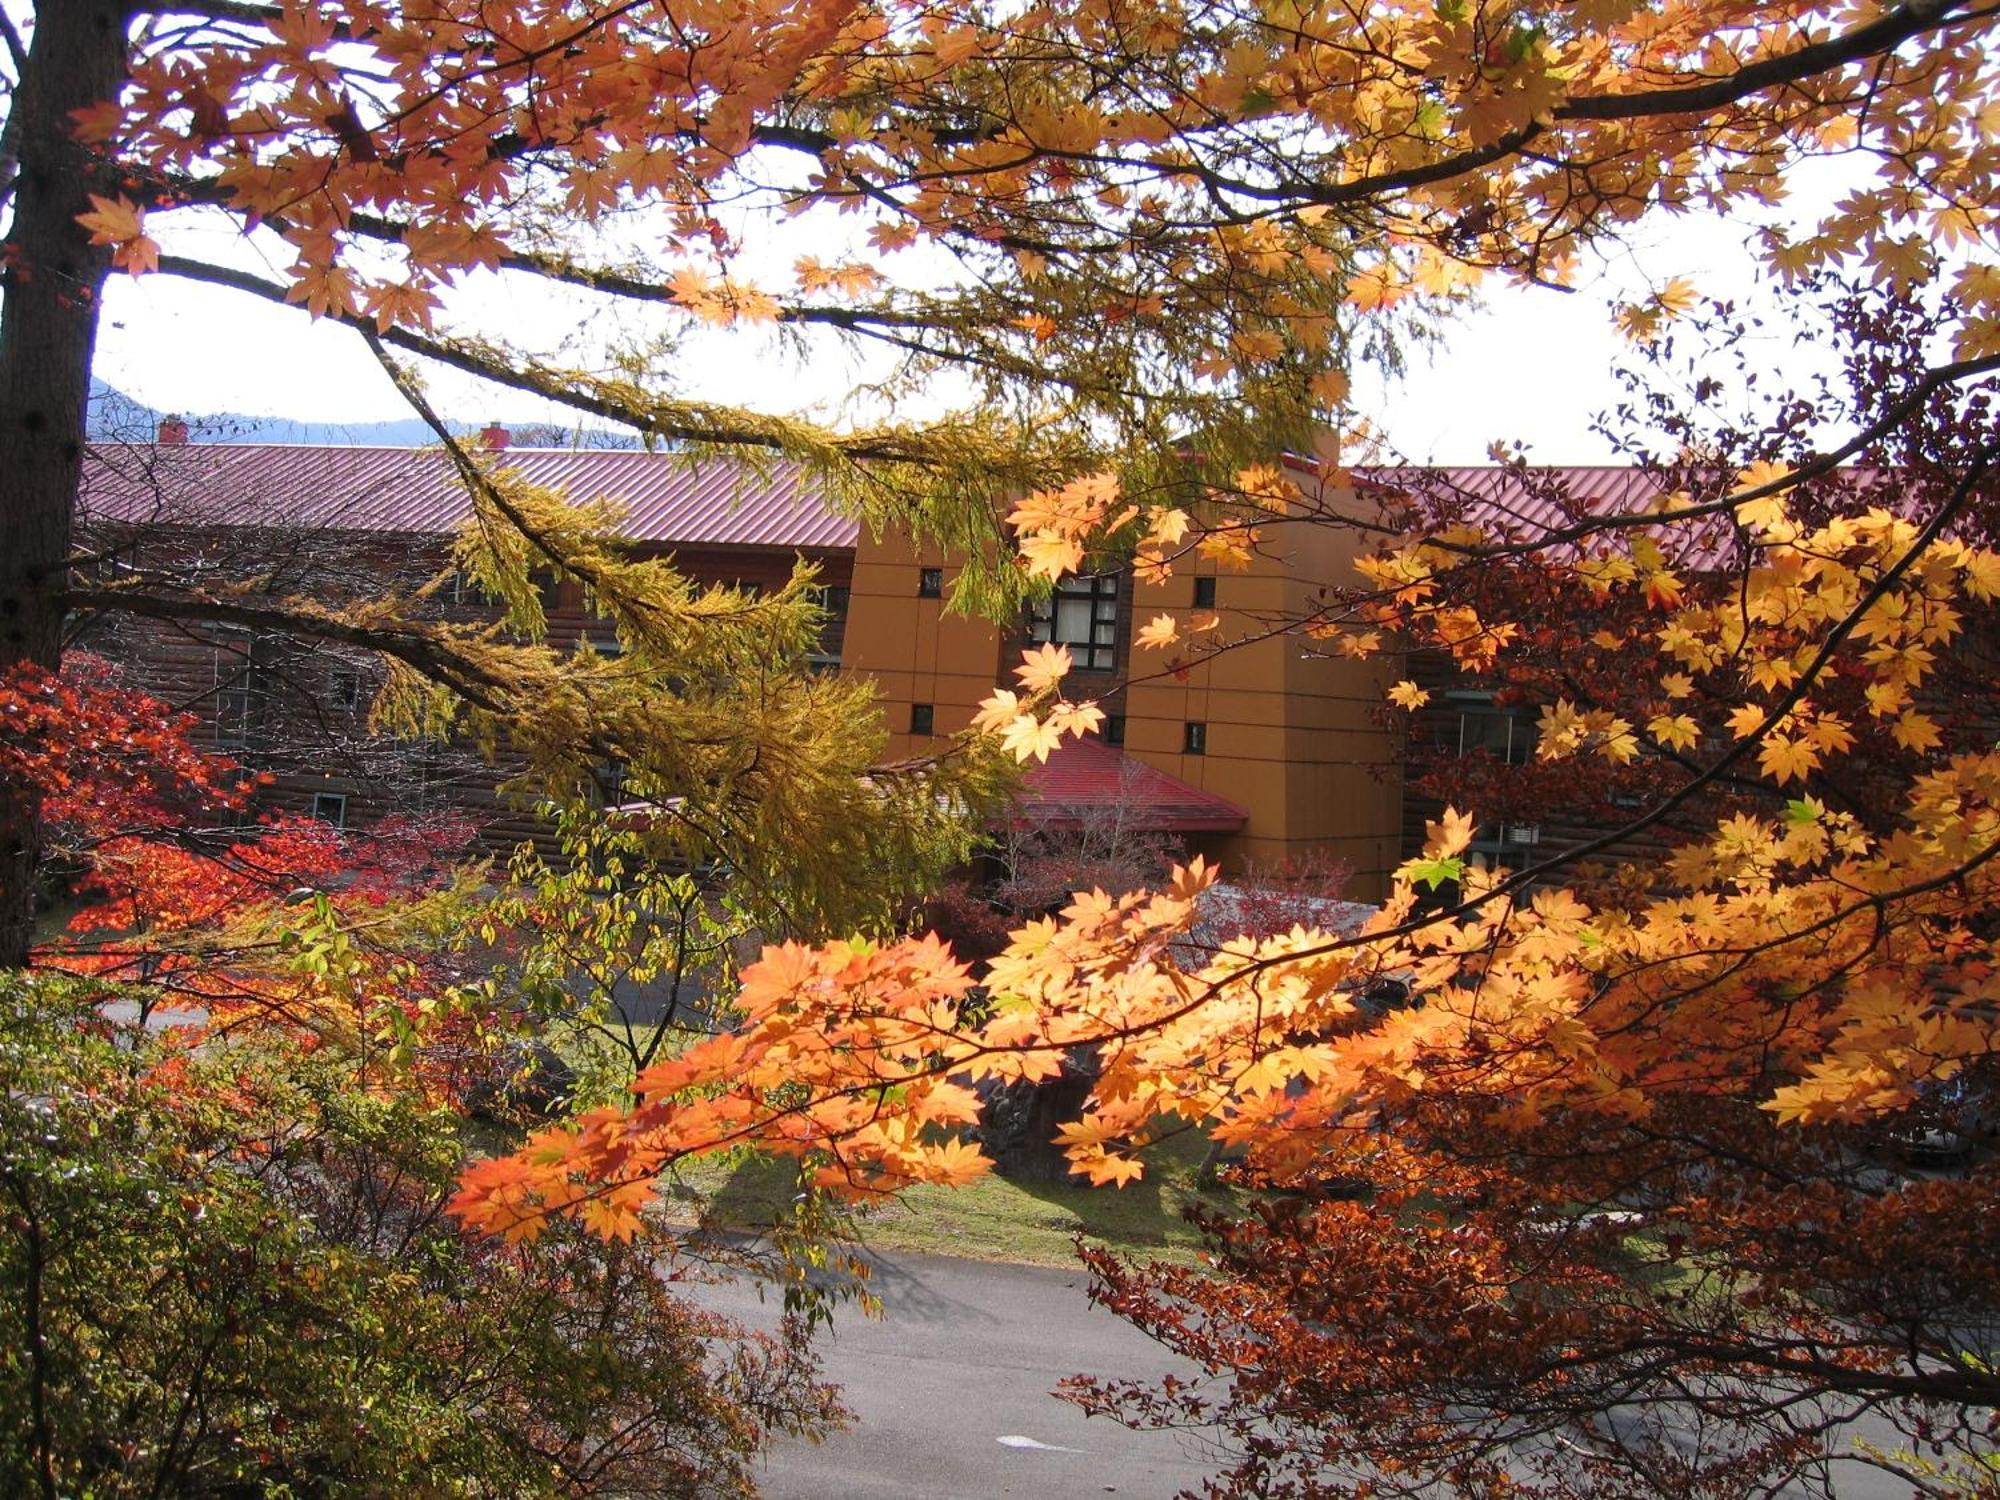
0, 3, 133, 967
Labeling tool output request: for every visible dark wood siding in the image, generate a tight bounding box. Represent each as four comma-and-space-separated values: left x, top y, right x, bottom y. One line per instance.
75, 523, 852, 862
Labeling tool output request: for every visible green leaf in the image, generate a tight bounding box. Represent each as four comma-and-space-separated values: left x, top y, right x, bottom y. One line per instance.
1407, 856, 1466, 891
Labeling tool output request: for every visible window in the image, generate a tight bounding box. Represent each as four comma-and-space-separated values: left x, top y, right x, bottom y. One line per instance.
589, 761, 628, 809
1103, 713, 1126, 747
910, 703, 935, 736
918, 567, 944, 599
1448, 692, 1540, 862
1452, 693, 1536, 766
211, 626, 258, 748
532, 568, 577, 611
1193, 575, 1217, 609
809, 583, 849, 674
332, 666, 363, 711
1183, 721, 1207, 755
311, 792, 348, 828
1028, 572, 1120, 671
216, 765, 261, 830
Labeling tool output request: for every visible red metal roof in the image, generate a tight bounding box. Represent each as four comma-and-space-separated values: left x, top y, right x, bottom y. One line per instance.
79, 444, 1768, 568
79, 442, 859, 551
1341, 464, 1738, 569
1018, 736, 1247, 833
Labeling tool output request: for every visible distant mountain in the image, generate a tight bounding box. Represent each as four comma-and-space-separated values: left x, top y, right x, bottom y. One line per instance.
85, 379, 640, 449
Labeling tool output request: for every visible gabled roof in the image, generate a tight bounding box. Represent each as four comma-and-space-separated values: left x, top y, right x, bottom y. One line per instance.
1018, 736, 1247, 833
79, 442, 860, 551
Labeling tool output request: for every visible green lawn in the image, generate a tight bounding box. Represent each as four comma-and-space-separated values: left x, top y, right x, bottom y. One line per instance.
671, 1129, 1241, 1268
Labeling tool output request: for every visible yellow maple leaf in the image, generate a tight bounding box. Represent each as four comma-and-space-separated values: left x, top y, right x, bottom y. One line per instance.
666, 267, 723, 320
1015, 643, 1072, 693
1135, 613, 1180, 650
1311, 367, 1352, 406
971, 689, 1023, 735
999, 713, 1065, 764
1732, 462, 1796, 535
77, 193, 145, 247
1891, 711, 1943, 753
922, 1136, 991, 1187
1648, 713, 1700, 752
1046, 700, 1105, 738
1231, 327, 1284, 362
1144, 508, 1191, 549
1387, 680, 1430, 710
1758, 735, 1820, 784
1425, 807, 1477, 859
1726, 703, 1770, 740
1076, 1150, 1146, 1188
1017, 531, 1084, 581
1655, 275, 1699, 319
77, 193, 160, 276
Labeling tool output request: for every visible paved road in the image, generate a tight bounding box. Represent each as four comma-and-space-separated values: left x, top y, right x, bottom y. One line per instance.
695, 1248, 1926, 1500
691, 1251, 1222, 1499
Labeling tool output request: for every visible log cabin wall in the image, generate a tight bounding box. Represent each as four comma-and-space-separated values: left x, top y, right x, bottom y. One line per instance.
75, 511, 852, 863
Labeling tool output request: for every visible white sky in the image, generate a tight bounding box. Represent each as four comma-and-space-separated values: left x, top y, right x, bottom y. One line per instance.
90, 181, 1833, 464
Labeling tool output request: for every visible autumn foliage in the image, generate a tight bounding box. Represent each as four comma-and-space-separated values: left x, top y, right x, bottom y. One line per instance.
454, 289, 2000, 1491
0, 660, 846, 1497
5, 1, 2000, 1494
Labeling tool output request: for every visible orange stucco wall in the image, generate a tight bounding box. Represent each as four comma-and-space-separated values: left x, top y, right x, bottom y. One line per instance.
839, 476, 1405, 898
1121, 479, 1403, 898
841, 531, 1006, 761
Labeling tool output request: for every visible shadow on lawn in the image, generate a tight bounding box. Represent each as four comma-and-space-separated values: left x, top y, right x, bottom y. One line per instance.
688, 1129, 1243, 1267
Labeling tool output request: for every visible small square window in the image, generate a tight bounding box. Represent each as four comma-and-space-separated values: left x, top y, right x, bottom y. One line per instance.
918, 567, 944, 599
1103, 714, 1126, 747
813, 583, 851, 617
332, 666, 363, 710
1193, 576, 1217, 609
1183, 721, 1207, 755
311, 792, 348, 829
910, 703, 935, 736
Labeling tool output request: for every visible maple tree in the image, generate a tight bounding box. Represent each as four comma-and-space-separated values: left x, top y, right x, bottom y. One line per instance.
3, 0, 1994, 960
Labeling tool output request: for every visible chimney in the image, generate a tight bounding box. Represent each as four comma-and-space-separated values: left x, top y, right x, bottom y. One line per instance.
478, 421, 509, 450
157, 415, 189, 446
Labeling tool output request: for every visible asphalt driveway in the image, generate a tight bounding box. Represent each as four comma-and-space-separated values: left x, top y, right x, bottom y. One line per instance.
689, 1250, 1221, 1499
